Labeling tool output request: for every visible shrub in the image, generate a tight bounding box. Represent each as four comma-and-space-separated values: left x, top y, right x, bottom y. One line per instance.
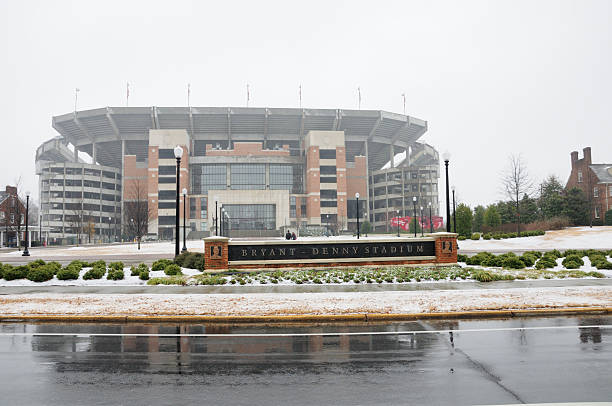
147, 276, 187, 285
545, 249, 563, 259
152, 259, 173, 271
524, 251, 542, 259
465, 252, 495, 266
139, 270, 150, 280
26, 265, 55, 282
502, 255, 525, 269
89, 260, 106, 268
164, 263, 183, 276
107, 269, 124, 280
4, 265, 28, 280
130, 263, 148, 276
535, 256, 557, 269
470, 233, 480, 241
46, 262, 62, 274
28, 259, 46, 269
109, 262, 124, 271
483, 233, 492, 240
57, 266, 80, 280
192, 274, 227, 285
457, 254, 468, 263
183, 253, 205, 271
562, 254, 584, 268
457, 236, 467, 241
519, 254, 536, 267
471, 270, 495, 282
83, 267, 106, 280
173, 251, 191, 267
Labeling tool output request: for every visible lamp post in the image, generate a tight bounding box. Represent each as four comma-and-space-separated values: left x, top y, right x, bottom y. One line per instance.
412, 196, 417, 238
213, 195, 219, 236
452, 185, 457, 234
396, 209, 400, 237
420, 206, 424, 237
22, 191, 30, 256
173, 145, 183, 257
182, 188, 187, 252
443, 152, 451, 232
354, 192, 360, 239
39, 214, 42, 247
428, 201, 433, 233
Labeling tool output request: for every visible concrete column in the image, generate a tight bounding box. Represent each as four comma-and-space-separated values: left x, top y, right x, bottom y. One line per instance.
74, 146, 79, 162
390, 144, 395, 168
364, 140, 370, 221
120, 140, 125, 239
92, 143, 97, 164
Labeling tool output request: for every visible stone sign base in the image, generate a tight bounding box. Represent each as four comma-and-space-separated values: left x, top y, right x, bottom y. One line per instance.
203, 233, 457, 271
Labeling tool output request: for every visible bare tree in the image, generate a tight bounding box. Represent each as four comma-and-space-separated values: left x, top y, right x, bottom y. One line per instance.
124, 179, 150, 250
65, 200, 86, 245
501, 154, 534, 236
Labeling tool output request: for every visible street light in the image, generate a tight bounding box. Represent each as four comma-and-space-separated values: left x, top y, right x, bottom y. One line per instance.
428, 201, 433, 233
173, 145, 183, 257
442, 151, 451, 232
182, 188, 187, 252
213, 195, 219, 236
452, 185, 457, 234
22, 191, 30, 256
396, 209, 400, 237
412, 196, 417, 238
355, 192, 360, 239
420, 206, 424, 237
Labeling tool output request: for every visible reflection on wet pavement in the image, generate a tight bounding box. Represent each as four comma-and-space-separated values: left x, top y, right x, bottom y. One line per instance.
0, 316, 610, 405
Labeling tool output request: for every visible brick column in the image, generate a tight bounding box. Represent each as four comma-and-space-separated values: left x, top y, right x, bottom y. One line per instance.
434, 232, 458, 264
204, 236, 229, 270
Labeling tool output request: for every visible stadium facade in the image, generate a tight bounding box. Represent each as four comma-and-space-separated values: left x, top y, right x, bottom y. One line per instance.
36, 107, 439, 243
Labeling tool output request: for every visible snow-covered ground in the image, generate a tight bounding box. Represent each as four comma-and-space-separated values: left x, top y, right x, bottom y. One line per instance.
459, 226, 612, 251
0, 286, 609, 317
2, 227, 610, 258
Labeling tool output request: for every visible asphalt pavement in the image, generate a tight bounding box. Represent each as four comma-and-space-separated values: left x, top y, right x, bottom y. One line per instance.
0, 315, 610, 405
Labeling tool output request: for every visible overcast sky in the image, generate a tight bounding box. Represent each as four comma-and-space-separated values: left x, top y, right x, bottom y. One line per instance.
1, 0, 611, 210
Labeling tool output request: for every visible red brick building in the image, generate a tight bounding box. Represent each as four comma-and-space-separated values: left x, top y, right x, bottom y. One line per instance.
0, 186, 26, 247
566, 147, 612, 222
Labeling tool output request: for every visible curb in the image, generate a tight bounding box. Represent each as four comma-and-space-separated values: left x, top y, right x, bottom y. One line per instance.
1, 307, 610, 324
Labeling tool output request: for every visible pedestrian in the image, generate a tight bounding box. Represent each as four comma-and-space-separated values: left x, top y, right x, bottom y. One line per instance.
291, 231, 297, 240
285, 230, 292, 240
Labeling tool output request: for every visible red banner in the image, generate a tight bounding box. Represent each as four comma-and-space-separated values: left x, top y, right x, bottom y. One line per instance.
390, 216, 444, 231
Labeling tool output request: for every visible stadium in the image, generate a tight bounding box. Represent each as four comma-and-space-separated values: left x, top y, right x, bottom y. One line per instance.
36, 107, 440, 243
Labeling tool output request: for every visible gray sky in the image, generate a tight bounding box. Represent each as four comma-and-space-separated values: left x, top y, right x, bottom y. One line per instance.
1, 0, 611, 209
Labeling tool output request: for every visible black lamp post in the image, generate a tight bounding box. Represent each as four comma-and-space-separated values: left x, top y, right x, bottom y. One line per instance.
173, 145, 183, 257
396, 209, 400, 237
443, 152, 451, 232
355, 192, 360, 239
412, 196, 417, 238
213, 195, 219, 236
182, 188, 187, 252
452, 185, 457, 234
22, 191, 30, 256
428, 202, 433, 233
420, 206, 424, 237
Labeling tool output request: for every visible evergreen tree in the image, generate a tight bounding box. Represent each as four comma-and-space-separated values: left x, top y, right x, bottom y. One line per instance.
496, 201, 515, 224
484, 205, 502, 230
360, 220, 372, 236
563, 187, 589, 225
455, 203, 473, 237
539, 175, 566, 219
473, 205, 485, 232
605, 209, 612, 226
519, 194, 538, 224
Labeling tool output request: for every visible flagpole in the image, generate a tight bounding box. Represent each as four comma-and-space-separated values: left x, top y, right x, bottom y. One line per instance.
246, 84, 250, 107
126, 82, 130, 107
299, 85, 302, 108
357, 87, 361, 110
187, 83, 191, 107
402, 93, 406, 115
74, 88, 80, 112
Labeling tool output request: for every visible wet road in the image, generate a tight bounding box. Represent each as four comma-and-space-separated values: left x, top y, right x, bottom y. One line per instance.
0, 316, 610, 405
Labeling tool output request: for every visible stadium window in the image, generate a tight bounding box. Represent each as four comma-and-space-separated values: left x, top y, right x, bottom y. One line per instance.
319, 149, 336, 159
158, 149, 176, 159
270, 164, 293, 190
230, 164, 265, 190
320, 190, 337, 199
190, 197, 196, 218
320, 200, 337, 207
593, 187, 598, 198
320, 166, 337, 175
320, 177, 337, 183
200, 197, 207, 218
578, 171, 583, 183
595, 206, 600, 219
159, 166, 176, 176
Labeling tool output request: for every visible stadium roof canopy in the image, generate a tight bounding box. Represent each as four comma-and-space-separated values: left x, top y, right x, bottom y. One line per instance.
51, 107, 427, 170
